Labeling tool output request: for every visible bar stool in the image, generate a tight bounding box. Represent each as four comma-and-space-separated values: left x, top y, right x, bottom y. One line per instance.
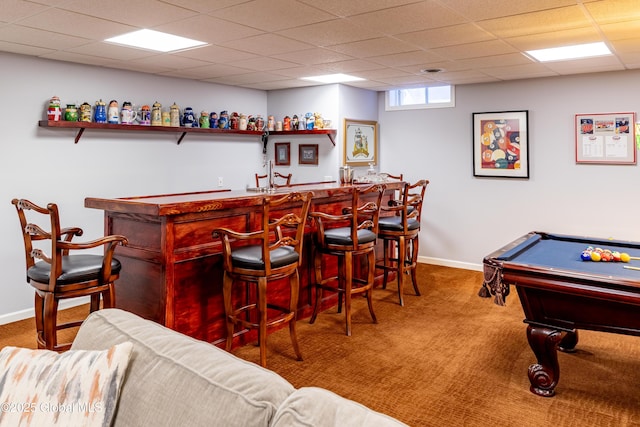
12, 198, 127, 351
213, 191, 313, 368
255, 172, 292, 188
376, 180, 429, 306
309, 184, 385, 336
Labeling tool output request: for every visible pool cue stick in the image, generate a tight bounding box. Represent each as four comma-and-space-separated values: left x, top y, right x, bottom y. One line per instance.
629, 256, 640, 260
623, 265, 640, 271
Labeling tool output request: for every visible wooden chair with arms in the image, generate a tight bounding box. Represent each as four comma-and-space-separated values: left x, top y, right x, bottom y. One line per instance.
309, 184, 385, 336
255, 172, 292, 188
376, 180, 429, 306
213, 191, 313, 368
12, 198, 128, 351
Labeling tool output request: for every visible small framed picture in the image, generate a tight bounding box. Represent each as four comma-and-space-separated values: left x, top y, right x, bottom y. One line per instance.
275, 142, 290, 166
299, 144, 318, 165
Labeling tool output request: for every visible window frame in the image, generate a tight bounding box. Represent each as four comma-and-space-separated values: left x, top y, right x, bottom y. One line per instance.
385, 85, 455, 111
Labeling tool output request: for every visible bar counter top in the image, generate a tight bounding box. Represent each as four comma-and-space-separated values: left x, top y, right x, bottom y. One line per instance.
84, 181, 392, 216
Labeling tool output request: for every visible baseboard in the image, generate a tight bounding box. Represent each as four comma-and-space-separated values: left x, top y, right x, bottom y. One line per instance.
418, 256, 483, 272
0, 297, 90, 326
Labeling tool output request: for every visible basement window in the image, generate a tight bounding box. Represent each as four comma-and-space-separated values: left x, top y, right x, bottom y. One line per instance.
385, 85, 455, 111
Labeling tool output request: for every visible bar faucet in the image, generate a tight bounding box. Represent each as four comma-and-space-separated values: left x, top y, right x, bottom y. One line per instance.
268, 160, 274, 189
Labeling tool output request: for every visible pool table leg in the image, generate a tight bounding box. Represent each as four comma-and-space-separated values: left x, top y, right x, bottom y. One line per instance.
526, 324, 564, 397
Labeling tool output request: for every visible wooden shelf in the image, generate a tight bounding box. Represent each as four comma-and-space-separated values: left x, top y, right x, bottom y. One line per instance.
269, 129, 337, 145
38, 120, 337, 145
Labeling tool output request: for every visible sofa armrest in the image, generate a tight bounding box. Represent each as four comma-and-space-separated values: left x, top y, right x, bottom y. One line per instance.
271, 387, 408, 427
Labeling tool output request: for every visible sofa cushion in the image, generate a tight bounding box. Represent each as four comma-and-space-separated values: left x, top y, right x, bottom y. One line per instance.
71, 309, 295, 427
271, 387, 409, 427
0, 342, 132, 427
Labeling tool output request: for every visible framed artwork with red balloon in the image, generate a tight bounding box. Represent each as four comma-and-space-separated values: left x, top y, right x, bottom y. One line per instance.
473, 110, 529, 178
575, 112, 636, 165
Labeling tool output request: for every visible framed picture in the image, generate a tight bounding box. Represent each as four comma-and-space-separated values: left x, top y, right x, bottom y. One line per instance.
344, 119, 378, 166
575, 112, 636, 164
275, 142, 290, 166
299, 144, 318, 165
472, 110, 529, 178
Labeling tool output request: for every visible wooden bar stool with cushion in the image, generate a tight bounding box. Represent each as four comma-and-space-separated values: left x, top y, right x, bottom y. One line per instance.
12, 199, 127, 351
376, 180, 429, 306
255, 172, 292, 188
309, 184, 385, 336
213, 191, 313, 368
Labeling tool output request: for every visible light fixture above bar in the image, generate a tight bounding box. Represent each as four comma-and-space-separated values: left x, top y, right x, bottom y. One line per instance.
525, 42, 611, 62
105, 29, 207, 53
301, 73, 365, 84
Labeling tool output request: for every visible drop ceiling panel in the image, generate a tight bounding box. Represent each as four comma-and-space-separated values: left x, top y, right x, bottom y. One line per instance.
0, 0, 639, 91
349, 1, 467, 35
477, 6, 593, 38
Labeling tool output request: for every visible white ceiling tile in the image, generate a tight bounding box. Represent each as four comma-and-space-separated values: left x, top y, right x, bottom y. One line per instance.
432, 0, 578, 21
296, 0, 425, 18
175, 45, 260, 63
58, 0, 198, 27
212, 0, 336, 32
225, 33, 314, 56
432, 39, 517, 61
0, 24, 89, 50
396, 23, 495, 49
227, 56, 301, 71
15, 8, 135, 39
327, 38, 418, 58
272, 48, 355, 65
349, 1, 467, 35
276, 18, 379, 46
477, 5, 592, 38
0, 0, 49, 22
154, 15, 264, 44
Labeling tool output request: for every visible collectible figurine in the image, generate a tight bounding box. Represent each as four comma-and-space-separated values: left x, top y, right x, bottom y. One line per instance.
139, 105, 151, 125
108, 100, 119, 124
170, 103, 180, 127
93, 99, 106, 123
47, 96, 62, 121
79, 102, 92, 122
64, 103, 78, 122
151, 101, 162, 126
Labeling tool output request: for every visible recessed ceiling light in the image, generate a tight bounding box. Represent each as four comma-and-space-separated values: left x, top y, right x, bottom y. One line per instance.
525, 42, 611, 62
300, 73, 365, 84
105, 29, 207, 53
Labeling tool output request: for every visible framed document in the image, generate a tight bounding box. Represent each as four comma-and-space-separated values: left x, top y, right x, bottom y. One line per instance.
575, 112, 636, 164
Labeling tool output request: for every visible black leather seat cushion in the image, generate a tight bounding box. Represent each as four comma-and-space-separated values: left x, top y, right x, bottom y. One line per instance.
378, 216, 420, 232
323, 227, 376, 246
27, 254, 122, 285
231, 245, 299, 270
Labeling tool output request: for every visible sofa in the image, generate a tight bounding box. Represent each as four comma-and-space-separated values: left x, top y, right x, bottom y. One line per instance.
68, 308, 407, 427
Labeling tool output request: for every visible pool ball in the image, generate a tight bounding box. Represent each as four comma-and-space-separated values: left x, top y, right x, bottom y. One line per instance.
612, 251, 621, 262
591, 251, 602, 262
620, 252, 631, 263
581, 251, 592, 261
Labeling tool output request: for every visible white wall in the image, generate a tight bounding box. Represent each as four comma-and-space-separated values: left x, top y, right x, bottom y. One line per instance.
378, 70, 640, 269
1, 52, 271, 322
4, 50, 640, 322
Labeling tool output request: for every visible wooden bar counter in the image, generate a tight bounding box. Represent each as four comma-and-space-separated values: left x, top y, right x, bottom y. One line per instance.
85, 182, 401, 346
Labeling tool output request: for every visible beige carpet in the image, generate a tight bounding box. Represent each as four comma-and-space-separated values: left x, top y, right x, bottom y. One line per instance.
3, 265, 640, 426
233, 264, 640, 427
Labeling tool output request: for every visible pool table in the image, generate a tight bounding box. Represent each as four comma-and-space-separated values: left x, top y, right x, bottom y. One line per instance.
481, 231, 640, 397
